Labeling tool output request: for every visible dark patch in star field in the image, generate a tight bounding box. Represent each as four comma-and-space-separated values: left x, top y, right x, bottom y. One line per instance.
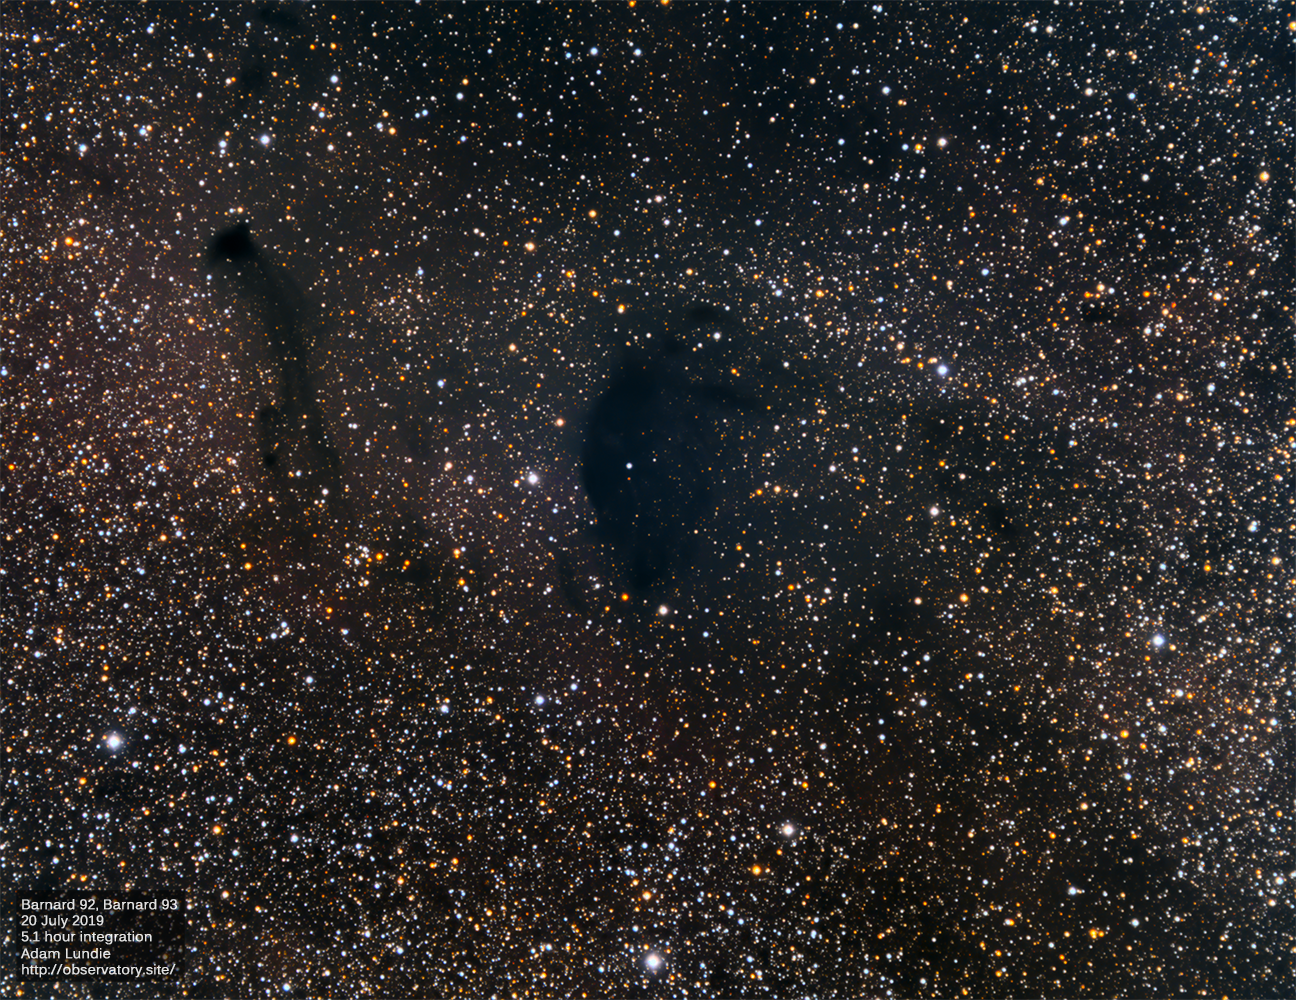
256, 4, 301, 30
580, 330, 761, 594
205, 224, 342, 495
208, 222, 258, 264
985, 501, 1021, 540
239, 59, 269, 96
258, 403, 284, 469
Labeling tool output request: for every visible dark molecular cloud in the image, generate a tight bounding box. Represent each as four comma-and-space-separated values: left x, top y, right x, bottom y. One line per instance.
582, 332, 759, 593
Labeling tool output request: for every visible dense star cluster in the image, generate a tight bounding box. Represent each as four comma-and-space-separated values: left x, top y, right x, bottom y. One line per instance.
4, 3, 1291, 997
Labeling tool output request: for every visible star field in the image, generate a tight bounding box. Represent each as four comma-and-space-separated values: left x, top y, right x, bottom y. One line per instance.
4, 3, 1292, 997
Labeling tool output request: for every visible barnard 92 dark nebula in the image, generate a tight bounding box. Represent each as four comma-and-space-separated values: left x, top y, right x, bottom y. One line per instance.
5, 4, 1290, 998
581, 333, 759, 593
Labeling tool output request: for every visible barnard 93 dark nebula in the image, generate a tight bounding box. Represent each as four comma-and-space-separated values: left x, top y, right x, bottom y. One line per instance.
5, 4, 1290, 998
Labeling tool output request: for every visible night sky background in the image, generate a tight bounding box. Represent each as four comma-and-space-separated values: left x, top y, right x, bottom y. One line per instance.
4, 2, 1293, 997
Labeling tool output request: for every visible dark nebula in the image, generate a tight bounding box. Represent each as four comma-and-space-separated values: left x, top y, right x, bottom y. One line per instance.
205, 224, 341, 494
582, 336, 756, 592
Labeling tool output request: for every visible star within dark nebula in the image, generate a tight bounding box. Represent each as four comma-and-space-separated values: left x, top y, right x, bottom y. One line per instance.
5, 3, 1291, 998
